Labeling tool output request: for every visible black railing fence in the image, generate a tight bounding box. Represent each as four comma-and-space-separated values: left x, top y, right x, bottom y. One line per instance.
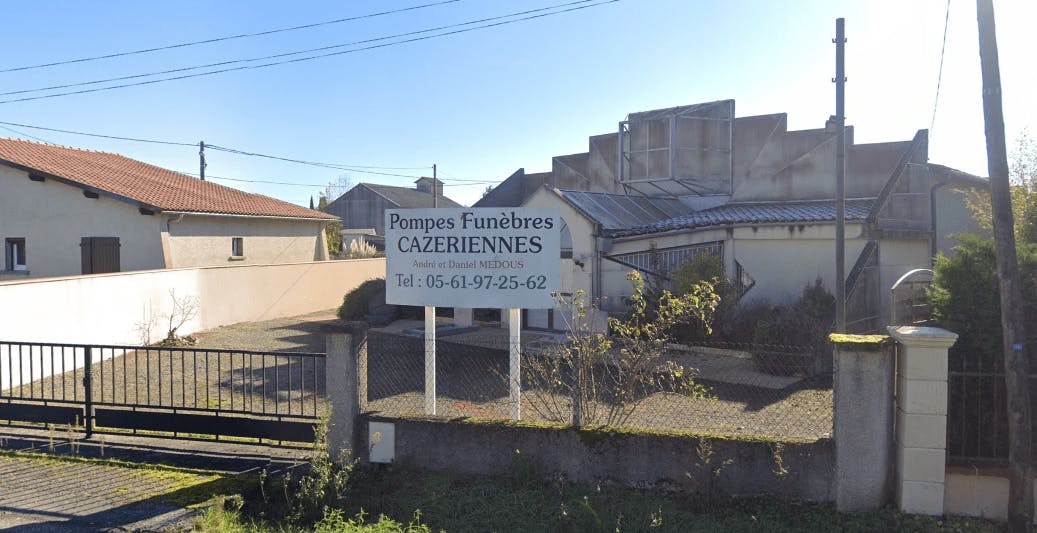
0, 341, 325, 442
946, 341, 1037, 465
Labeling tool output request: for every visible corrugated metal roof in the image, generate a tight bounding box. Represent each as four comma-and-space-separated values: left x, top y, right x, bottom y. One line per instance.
559, 190, 690, 231
611, 198, 876, 237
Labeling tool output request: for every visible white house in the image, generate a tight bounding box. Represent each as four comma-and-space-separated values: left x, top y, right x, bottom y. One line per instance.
0, 137, 338, 281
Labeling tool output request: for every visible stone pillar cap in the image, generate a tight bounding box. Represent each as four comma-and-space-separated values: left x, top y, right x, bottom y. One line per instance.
886, 325, 958, 348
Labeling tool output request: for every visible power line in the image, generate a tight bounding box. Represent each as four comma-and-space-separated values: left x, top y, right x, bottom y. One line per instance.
0, 0, 460, 74
205, 145, 428, 178
0, 0, 618, 105
0, 124, 51, 143
0, 119, 195, 146
200, 173, 496, 187
0, 118, 431, 173
0, 0, 597, 98
929, 0, 951, 139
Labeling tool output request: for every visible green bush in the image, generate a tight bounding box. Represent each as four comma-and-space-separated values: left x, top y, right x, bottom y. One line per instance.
929, 234, 1037, 365
338, 279, 386, 321
747, 279, 835, 376
929, 234, 1037, 460
669, 253, 739, 342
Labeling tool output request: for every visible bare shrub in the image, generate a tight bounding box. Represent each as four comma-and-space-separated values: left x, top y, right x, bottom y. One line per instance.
525, 271, 718, 427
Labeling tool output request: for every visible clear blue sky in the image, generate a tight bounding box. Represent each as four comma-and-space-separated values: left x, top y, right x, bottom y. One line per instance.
1, 0, 1033, 207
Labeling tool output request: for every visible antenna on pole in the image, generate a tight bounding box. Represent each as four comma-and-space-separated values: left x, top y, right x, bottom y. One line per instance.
833, 18, 847, 333
433, 164, 438, 208
199, 141, 207, 181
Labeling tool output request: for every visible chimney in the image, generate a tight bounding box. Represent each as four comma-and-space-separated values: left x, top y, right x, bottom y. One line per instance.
415, 177, 443, 196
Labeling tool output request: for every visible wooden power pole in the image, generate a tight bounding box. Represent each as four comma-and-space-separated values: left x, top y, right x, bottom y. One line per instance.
976, 0, 1032, 529
199, 141, 207, 181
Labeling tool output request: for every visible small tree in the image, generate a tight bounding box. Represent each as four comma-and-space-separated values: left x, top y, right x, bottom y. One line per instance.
964, 133, 1037, 245
317, 194, 344, 256
525, 271, 718, 427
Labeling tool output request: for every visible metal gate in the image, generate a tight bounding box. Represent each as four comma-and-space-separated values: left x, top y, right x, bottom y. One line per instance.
0, 341, 325, 444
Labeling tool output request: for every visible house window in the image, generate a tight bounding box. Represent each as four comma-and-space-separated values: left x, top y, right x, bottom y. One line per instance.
5, 238, 27, 271
231, 237, 244, 258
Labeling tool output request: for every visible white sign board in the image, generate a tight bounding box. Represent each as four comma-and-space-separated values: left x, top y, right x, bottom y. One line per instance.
385, 207, 560, 309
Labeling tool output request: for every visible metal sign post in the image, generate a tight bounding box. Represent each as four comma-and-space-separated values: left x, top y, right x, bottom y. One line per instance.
425, 305, 436, 415
508, 308, 521, 420
385, 207, 560, 421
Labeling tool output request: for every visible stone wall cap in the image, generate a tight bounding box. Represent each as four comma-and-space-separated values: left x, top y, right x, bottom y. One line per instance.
828, 333, 892, 351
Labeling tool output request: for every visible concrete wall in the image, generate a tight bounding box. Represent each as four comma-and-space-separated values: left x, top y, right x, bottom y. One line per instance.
0, 165, 166, 280
933, 187, 986, 256
0, 258, 385, 346
165, 214, 327, 268
945, 469, 1037, 522
362, 416, 834, 502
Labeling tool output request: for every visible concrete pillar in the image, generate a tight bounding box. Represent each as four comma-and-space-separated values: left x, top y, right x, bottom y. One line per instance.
887, 325, 957, 516
453, 307, 473, 328
830, 334, 895, 511
323, 321, 368, 461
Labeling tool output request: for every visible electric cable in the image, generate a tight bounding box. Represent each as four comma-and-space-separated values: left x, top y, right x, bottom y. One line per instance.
0, 0, 460, 74
0, 0, 618, 105
0, 0, 596, 98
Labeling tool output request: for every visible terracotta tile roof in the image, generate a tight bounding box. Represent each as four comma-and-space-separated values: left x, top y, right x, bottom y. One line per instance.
0, 137, 336, 219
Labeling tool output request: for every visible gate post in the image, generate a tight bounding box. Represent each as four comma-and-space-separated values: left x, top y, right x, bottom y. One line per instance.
830, 333, 895, 511
83, 345, 94, 438
323, 321, 368, 462
887, 326, 957, 516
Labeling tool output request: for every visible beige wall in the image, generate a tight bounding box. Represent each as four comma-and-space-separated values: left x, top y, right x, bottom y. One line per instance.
165, 214, 327, 268
521, 188, 598, 328
934, 186, 986, 256
607, 223, 870, 309
0, 165, 166, 280
0, 258, 385, 346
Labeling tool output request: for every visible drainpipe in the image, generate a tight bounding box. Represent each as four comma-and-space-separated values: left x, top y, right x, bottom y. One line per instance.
166, 213, 185, 232
930, 181, 951, 262
162, 214, 185, 269
594, 225, 612, 310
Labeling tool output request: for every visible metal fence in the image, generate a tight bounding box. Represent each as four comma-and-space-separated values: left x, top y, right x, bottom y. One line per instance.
946, 342, 1037, 465
0, 341, 325, 441
364, 331, 832, 441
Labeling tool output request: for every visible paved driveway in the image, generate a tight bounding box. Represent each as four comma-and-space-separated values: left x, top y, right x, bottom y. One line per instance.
0, 428, 306, 531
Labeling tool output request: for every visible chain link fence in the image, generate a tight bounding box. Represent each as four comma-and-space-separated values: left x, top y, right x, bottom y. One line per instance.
364, 328, 832, 441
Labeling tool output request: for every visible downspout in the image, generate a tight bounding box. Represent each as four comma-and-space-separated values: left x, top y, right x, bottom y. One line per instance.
161, 214, 185, 269
930, 181, 951, 262
166, 213, 185, 232
592, 223, 602, 305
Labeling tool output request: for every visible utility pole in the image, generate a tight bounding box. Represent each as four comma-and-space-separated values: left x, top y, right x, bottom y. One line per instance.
433, 164, 438, 208
834, 18, 847, 333
199, 141, 207, 181
976, 1, 1032, 530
